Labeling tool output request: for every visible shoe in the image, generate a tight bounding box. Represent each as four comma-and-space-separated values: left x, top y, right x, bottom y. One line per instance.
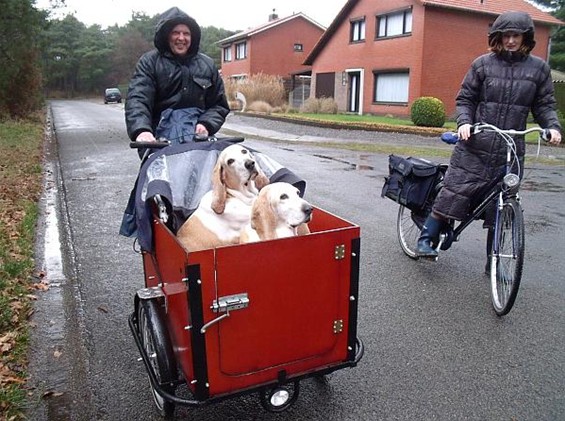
417, 216, 443, 258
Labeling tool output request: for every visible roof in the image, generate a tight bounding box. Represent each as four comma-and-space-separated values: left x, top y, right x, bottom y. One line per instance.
304, 0, 563, 65
217, 12, 325, 46
421, 0, 563, 25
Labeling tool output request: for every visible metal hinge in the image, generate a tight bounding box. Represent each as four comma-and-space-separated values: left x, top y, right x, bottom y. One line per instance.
334, 244, 346, 260
333, 319, 344, 334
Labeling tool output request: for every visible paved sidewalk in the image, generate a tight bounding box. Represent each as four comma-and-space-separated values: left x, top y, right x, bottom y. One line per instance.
221, 113, 565, 162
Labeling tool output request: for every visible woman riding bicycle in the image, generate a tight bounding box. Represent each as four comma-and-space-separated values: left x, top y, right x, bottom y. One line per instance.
417, 10, 562, 266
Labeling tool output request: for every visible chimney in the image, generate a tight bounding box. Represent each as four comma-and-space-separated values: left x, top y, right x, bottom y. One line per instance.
269, 8, 278, 21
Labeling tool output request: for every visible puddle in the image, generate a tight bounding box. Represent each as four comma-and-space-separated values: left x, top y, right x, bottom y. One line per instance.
314, 153, 375, 171
43, 162, 65, 285
520, 179, 565, 193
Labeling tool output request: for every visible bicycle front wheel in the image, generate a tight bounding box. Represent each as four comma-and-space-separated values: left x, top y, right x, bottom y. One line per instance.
490, 198, 524, 316
397, 205, 425, 259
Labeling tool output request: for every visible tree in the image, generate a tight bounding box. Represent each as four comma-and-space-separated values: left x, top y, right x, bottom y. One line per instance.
0, 0, 46, 118
530, 1, 565, 70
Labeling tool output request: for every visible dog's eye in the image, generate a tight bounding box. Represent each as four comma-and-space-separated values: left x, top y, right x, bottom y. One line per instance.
241, 149, 248, 155
227, 158, 234, 165
280, 194, 289, 200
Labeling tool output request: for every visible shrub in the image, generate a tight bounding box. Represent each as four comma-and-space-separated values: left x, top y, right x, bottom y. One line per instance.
319, 97, 338, 114
246, 100, 273, 114
298, 97, 338, 114
411, 96, 446, 127
299, 97, 320, 113
223, 73, 286, 108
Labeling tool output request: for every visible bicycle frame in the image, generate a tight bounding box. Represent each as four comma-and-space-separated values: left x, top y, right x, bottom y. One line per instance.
437, 123, 547, 250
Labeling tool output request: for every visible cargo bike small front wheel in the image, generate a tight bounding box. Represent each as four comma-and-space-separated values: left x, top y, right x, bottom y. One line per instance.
259, 381, 300, 412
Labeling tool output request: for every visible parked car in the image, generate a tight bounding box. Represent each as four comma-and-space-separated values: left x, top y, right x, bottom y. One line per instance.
104, 88, 122, 104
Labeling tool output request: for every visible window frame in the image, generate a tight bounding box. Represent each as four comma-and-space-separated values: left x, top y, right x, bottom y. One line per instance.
350, 17, 366, 43
235, 41, 247, 60
373, 70, 410, 105
376, 8, 413, 39
223, 46, 232, 62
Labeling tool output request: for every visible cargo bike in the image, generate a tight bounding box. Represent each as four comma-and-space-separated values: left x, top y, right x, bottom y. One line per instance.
123, 138, 364, 417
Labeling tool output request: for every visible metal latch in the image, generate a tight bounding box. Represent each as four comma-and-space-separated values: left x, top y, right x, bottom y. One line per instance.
212, 293, 249, 313
200, 293, 249, 334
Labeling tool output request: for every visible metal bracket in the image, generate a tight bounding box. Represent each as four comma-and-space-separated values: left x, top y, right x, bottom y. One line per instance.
200, 293, 249, 334
136, 286, 164, 300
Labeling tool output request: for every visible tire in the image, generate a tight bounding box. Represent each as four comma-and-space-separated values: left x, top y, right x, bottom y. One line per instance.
259, 381, 300, 413
490, 198, 524, 316
138, 299, 177, 418
397, 205, 425, 259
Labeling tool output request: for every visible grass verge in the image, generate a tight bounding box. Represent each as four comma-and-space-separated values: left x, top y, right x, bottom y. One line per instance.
0, 115, 44, 420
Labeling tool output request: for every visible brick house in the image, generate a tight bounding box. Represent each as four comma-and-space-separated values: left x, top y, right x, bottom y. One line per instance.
218, 12, 325, 85
303, 0, 563, 118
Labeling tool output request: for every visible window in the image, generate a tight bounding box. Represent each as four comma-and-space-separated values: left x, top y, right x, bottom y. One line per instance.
374, 72, 409, 103
223, 47, 232, 62
236, 42, 247, 59
350, 18, 366, 42
377, 9, 412, 38
294, 43, 303, 52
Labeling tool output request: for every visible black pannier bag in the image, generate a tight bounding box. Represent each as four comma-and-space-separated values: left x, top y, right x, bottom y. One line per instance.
381, 155, 441, 211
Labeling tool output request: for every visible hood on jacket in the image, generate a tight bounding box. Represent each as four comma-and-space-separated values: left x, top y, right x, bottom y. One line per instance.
154, 7, 201, 57
488, 11, 535, 52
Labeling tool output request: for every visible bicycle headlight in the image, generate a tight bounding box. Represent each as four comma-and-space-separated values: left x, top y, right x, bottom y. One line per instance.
503, 173, 520, 188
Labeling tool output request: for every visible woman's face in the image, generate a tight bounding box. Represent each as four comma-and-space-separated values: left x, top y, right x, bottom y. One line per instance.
502, 31, 524, 52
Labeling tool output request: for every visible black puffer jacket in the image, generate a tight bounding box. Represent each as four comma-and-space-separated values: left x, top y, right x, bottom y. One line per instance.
434, 15, 561, 220
125, 7, 229, 141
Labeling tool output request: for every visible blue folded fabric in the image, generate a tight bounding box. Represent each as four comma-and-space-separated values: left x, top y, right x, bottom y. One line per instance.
155, 107, 204, 143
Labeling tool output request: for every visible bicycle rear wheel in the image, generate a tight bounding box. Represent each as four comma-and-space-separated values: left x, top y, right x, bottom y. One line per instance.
397, 205, 425, 259
490, 198, 524, 316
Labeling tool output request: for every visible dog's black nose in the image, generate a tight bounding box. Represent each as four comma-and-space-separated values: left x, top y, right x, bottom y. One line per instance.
245, 160, 256, 171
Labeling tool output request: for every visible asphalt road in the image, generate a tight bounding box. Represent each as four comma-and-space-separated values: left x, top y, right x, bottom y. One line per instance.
27, 100, 565, 420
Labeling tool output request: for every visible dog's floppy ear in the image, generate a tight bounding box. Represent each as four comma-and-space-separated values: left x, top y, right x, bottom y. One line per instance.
255, 173, 270, 190
211, 161, 227, 214
251, 190, 277, 240
253, 162, 270, 190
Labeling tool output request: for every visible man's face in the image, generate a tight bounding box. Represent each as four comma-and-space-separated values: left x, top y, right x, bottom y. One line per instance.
169, 24, 191, 56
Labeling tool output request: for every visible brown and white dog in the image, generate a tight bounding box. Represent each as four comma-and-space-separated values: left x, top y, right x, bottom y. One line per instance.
176, 144, 270, 251
240, 182, 313, 243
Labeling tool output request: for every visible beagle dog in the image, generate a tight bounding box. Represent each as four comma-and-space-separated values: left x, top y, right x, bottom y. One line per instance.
240, 182, 313, 243
177, 144, 270, 251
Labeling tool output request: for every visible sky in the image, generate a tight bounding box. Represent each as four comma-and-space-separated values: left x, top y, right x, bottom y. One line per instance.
35, 0, 348, 31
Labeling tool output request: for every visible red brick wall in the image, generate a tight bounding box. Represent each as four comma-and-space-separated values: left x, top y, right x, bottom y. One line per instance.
221, 17, 324, 79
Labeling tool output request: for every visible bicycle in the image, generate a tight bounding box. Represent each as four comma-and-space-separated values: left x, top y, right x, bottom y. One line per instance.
395, 123, 551, 316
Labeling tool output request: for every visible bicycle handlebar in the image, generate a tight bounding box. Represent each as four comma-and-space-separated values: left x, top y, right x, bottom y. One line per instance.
472, 123, 551, 141
441, 123, 552, 145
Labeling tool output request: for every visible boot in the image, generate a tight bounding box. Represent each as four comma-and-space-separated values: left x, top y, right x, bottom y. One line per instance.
417, 216, 444, 258
485, 227, 494, 275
